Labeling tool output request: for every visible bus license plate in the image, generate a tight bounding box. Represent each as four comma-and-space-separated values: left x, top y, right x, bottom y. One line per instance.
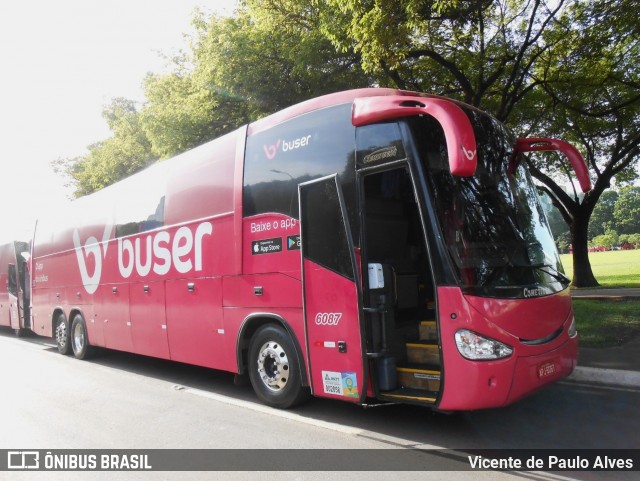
537, 361, 556, 379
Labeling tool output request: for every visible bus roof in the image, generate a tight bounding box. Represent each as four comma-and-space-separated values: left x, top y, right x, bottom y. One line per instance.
247, 88, 418, 135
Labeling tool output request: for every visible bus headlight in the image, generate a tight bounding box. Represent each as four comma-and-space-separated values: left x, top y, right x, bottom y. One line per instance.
567, 316, 577, 338
454, 329, 513, 360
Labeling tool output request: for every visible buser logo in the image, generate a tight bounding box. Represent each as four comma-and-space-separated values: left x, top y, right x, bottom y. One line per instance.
263, 140, 281, 160
73, 223, 113, 295
263, 134, 311, 160
117, 223, 212, 279
462, 146, 477, 161
74, 222, 213, 293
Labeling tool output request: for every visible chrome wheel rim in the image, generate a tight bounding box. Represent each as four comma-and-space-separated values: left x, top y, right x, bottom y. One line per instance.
55, 320, 67, 348
72, 322, 85, 353
256, 341, 290, 392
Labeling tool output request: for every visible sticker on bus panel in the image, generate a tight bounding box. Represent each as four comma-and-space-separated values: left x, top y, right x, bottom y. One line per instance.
341, 372, 359, 398
322, 370, 359, 398
251, 237, 283, 255
287, 235, 300, 250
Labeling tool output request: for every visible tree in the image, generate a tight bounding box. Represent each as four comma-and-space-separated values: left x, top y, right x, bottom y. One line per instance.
248, 0, 640, 286
53, 99, 155, 197
613, 186, 640, 235
56, 9, 371, 195
588, 190, 618, 239
627, 233, 640, 249
591, 229, 619, 250
141, 10, 371, 159
140, 67, 249, 160
249, 0, 568, 121
526, 0, 640, 286
54, 1, 639, 287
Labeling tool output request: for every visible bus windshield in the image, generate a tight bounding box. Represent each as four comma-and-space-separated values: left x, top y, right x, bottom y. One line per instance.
413, 109, 568, 299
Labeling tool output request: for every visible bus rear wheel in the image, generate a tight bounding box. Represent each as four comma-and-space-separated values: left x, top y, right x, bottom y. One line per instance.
55, 313, 70, 355
248, 324, 309, 409
71, 314, 95, 360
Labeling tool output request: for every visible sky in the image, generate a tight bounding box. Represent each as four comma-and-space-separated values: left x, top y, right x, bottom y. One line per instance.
0, 0, 237, 243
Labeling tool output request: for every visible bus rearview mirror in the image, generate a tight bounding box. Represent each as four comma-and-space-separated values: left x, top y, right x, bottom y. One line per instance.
513, 137, 592, 193
352, 96, 478, 177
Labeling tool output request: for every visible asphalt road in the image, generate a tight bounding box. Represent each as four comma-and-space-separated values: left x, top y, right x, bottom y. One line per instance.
1, 329, 638, 481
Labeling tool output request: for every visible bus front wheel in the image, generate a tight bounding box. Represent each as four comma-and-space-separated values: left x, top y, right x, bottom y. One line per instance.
248, 324, 309, 409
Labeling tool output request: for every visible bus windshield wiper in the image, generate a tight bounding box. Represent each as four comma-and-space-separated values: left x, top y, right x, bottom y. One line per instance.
526, 263, 570, 284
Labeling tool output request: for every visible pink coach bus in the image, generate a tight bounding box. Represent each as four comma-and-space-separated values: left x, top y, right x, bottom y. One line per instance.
30, 88, 590, 410
0, 241, 31, 336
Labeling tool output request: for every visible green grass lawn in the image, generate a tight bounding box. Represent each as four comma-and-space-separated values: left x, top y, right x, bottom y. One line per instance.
558, 250, 640, 347
560, 249, 640, 288
572, 299, 640, 347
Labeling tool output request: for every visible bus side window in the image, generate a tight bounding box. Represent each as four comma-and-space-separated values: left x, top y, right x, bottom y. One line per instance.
7, 264, 17, 297
355, 123, 405, 168
300, 178, 354, 281
115, 192, 166, 238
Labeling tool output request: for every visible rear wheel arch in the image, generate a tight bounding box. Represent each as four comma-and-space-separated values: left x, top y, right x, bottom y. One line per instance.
51, 308, 65, 331
68, 308, 84, 326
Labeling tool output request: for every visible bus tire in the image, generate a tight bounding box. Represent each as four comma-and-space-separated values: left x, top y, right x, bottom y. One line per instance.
55, 313, 71, 355
70, 314, 94, 360
248, 324, 309, 409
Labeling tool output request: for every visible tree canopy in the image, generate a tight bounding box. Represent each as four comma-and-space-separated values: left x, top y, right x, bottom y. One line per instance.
53, 98, 154, 197
588, 190, 619, 239
55, 0, 640, 287
58, 8, 370, 191
613, 186, 640, 235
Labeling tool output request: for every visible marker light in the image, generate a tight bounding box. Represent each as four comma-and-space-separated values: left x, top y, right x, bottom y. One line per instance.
455, 329, 513, 360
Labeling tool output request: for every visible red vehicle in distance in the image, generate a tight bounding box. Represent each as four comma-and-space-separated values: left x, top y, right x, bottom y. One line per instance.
30, 88, 590, 410
0, 241, 31, 336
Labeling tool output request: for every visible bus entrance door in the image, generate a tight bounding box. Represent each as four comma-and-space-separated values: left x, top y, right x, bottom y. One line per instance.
299, 175, 365, 402
359, 167, 441, 404
7, 264, 21, 334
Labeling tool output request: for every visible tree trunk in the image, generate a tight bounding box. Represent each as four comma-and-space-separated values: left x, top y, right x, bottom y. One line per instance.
570, 211, 599, 287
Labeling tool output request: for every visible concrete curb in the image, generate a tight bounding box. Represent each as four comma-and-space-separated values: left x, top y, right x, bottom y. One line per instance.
571, 295, 640, 301
569, 366, 640, 388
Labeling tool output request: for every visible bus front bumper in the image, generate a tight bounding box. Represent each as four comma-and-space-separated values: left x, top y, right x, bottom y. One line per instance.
504, 336, 578, 406
438, 336, 578, 411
